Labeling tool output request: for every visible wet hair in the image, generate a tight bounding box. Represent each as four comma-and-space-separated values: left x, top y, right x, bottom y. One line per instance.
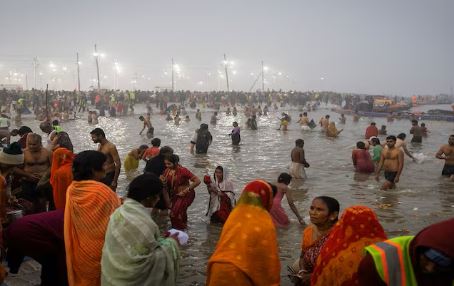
278, 173, 292, 185
56, 132, 74, 152
18, 126, 32, 136
266, 182, 278, 197
386, 135, 397, 141
159, 146, 173, 156
127, 173, 163, 202
314, 196, 340, 217
72, 150, 106, 181
90, 128, 105, 138
356, 141, 366, 149
397, 133, 406, 140
371, 137, 381, 145
39, 122, 52, 133
295, 139, 304, 146
27, 133, 42, 144
164, 154, 179, 165
151, 138, 161, 147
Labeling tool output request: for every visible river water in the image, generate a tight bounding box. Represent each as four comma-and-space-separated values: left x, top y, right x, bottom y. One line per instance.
17, 103, 454, 286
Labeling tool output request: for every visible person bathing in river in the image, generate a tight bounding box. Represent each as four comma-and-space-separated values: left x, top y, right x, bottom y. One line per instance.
204, 166, 235, 224
326, 122, 343, 137
290, 139, 310, 179
395, 133, 416, 161
410, 119, 423, 143
190, 124, 213, 154
379, 125, 387, 135
269, 173, 305, 227
90, 128, 121, 192
352, 141, 375, 173
14, 133, 51, 213
375, 135, 404, 190
436, 135, 454, 181
230, 122, 240, 145
139, 114, 154, 138
289, 196, 340, 286
162, 154, 201, 230
124, 145, 148, 172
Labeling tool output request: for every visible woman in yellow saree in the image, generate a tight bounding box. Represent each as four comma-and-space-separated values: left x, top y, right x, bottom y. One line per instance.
206, 180, 280, 286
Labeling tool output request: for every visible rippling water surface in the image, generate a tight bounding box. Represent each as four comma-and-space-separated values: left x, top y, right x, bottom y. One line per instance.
20, 104, 454, 286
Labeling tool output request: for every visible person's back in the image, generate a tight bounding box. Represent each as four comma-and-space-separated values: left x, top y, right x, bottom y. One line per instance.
352, 149, 374, 173
196, 129, 212, 154
365, 124, 378, 139
64, 151, 120, 286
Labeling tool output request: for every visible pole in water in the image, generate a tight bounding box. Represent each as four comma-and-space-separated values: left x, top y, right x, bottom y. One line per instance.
261, 60, 265, 91
45, 84, 49, 121
76, 52, 81, 92
171, 57, 175, 91
224, 53, 230, 92
94, 44, 101, 90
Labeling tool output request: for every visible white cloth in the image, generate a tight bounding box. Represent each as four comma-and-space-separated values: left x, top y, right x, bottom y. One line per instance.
289, 162, 307, 179
206, 167, 235, 218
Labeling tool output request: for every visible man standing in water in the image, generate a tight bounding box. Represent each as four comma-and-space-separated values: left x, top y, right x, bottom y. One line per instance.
139, 114, 154, 138
15, 133, 51, 211
396, 133, 415, 161
290, 139, 310, 179
409, 119, 423, 143
436, 135, 454, 181
375, 135, 404, 190
90, 128, 121, 191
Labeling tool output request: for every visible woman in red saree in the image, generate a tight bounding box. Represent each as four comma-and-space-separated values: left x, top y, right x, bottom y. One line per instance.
162, 154, 200, 230
206, 180, 280, 286
311, 206, 387, 286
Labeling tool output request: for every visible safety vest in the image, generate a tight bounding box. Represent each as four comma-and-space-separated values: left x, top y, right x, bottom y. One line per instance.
365, 236, 417, 286
53, 125, 63, 133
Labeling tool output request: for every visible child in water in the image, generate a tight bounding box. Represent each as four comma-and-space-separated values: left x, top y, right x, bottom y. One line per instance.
230, 122, 241, 145
124, 145, 148, 172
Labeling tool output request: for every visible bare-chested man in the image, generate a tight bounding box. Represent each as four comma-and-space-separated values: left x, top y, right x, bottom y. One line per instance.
90, 128, 121, 192
15, 133, 51, 207
290, 139, 310, 179
436, 134, 454, 181
375, 135, 404, 190
139, 114, 154, 138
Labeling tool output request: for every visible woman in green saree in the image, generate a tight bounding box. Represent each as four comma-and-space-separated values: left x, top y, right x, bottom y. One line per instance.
101, 173, 180, 286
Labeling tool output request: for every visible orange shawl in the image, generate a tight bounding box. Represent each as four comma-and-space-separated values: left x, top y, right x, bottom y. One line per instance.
64, 180, 120, 286
50, 147, 74, 210
207, 180, 280, 286
311, 206, 387, 286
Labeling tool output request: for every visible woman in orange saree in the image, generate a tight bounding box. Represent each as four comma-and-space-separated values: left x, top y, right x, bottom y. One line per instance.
50, 147, 74, 210
311, 206, 387, 286
64, 151, 120, 286
206, 180, 280, 286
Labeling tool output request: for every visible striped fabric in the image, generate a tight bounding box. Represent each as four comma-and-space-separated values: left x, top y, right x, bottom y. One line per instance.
64, 180, 120, 286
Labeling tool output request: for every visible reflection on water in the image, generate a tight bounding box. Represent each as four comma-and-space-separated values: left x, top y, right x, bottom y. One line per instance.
18, 104, 454, 286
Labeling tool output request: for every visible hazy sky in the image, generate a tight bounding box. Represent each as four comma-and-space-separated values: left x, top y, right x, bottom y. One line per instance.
1, 0, 453, 95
